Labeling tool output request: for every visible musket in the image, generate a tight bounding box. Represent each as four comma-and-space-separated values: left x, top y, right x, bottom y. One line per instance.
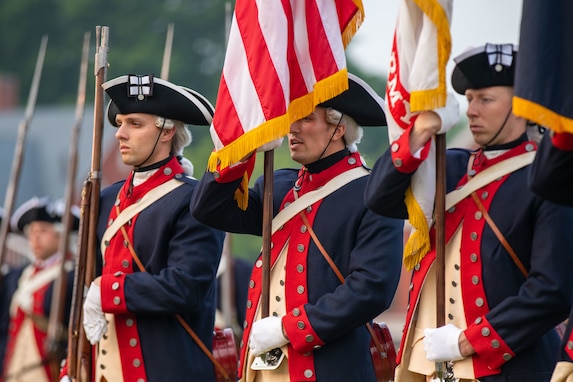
44, 31, 91, 381
0, 35, 48, 286
434, 134, 455, 381
66, 26, 109, 382
160, 22, 174, 80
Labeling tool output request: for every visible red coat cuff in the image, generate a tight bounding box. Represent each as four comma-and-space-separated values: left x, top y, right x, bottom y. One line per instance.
464, 315, 515, 373
390, 127, 428, 173
100, 272, 129, 314
213, 153, 256, 183
551, 131, 573, 151
565, 331, 573, 359
283, 305, 324, 354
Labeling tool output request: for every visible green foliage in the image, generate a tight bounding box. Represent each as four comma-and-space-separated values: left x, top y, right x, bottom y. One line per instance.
0, 0, 229, 105
0, 0, 399, 262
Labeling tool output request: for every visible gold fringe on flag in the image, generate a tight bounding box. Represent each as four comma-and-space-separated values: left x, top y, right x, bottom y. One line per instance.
514, 96, 573, 135
403, 186, 432, 271
208, 69, 351, 210
410, 0, 451, 112
342, 0, 365, 49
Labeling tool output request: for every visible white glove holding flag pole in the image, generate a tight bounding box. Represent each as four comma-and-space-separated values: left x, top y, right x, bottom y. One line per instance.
249, 316, 289, 356
424, 323, 464, 362
82, 281, 108, 345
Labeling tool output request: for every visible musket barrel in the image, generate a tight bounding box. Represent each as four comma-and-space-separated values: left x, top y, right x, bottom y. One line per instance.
68, 25, 110, 382
46, 31, 91, 380
0, 35, 48, 283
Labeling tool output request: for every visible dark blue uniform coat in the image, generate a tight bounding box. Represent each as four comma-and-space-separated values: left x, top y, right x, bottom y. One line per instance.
96, 158, 225, 382
365, 134, 573, 381
529, 131, 573, 364
191, 152, 404, 382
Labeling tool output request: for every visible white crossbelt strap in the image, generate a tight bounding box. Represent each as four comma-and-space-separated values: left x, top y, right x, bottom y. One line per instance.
445, 151, 535, 211
101, 179, 183, 255
271, 167, 369, 234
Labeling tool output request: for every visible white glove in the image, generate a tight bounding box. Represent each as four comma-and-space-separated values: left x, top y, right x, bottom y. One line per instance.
249, 316, 289, 356
60, 376, 71, 382
433, 92, 460, 135
423, 324, 464, 362
82, 282, 108, 345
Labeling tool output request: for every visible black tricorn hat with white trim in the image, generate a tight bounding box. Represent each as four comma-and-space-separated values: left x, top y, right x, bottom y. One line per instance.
451, 43, 518, 95
318, 73, 387, 127
10, 196, 80, 234
103, 74, 215, 127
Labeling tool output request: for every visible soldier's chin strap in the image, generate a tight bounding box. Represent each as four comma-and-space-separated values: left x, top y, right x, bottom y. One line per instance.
127, 122, 166, 198
483, 107, 512, 148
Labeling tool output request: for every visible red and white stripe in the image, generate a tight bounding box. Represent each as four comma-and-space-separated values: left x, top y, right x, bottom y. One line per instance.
209, 0, 363, 168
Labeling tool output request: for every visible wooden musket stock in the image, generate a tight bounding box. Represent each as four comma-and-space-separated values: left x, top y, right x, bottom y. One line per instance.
66, 26, 109, 382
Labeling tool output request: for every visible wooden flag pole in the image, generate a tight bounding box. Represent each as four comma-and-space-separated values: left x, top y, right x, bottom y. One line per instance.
261, 150, 274, 318
434, 133, 452, 381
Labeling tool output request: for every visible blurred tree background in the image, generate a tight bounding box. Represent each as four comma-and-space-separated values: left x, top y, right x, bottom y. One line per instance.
0, 0, 403, 263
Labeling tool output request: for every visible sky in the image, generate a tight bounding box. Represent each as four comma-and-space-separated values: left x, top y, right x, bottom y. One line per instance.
346, 0, 523, 107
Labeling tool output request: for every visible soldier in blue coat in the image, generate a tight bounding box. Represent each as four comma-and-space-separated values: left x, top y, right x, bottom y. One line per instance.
80, 75, 225, 382
529, 131, 573, 381
1, 196, 78, 382
364, 43, 573, 381
191, 73, 404, 382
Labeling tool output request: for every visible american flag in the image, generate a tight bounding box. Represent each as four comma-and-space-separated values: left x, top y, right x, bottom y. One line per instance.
208, 0, 364, 208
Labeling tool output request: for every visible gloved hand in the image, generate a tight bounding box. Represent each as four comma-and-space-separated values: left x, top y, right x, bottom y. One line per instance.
423, 324, 464, 362
59, 358, 70, 382
249, 316, 289, 356
82, 282, 108, 345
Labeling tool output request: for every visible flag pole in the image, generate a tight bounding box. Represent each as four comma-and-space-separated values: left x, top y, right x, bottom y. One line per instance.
261, 150, 274, 318
434, 133, 453, 380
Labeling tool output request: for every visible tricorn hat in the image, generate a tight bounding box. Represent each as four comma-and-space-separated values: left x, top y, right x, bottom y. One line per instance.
10, 196, 80, 234
451, 43, 518, 95
319, 73, 387, 127
103, 74, 215, 127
